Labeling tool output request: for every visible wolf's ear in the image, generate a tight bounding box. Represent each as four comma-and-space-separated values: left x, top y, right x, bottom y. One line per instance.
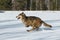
22, 12, 25, 15
21, 12, 24, 14
22, 12, 24, 13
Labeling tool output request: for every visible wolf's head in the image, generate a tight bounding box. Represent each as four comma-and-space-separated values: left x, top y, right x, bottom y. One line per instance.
16, 12, 26, 19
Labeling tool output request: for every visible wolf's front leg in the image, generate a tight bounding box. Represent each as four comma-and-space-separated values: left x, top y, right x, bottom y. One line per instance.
27, 27, 36, 32
25, 25, 29, 27
24, 23, 29, 27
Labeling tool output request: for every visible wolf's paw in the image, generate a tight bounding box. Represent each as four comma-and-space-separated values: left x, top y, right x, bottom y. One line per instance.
27, 30, 30, 32
26, 25, 29, 27
50, 25, 52, 28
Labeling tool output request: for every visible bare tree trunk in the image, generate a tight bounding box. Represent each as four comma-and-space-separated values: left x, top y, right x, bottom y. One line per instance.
36, 0, 40, 10
56, 0, 57, 10
24, 0, 27, 10
39, 0, 43, 10
36, 0, 38, 10
12, 0, 16, 10
39, 0, 47, 10
30, 0, 32, 10
45, 0, 50, 10
54, 0, 57, 10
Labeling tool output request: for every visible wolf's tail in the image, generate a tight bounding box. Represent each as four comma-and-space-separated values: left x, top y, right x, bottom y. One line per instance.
42, 21, 52, 28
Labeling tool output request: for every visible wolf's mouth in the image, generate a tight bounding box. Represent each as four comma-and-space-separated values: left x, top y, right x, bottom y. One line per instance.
16, 16, 20, 19
17, 17, 20, 19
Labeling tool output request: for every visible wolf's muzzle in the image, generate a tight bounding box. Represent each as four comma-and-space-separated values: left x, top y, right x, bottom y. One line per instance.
16, 16, 20, 19
16, 16, 17, 18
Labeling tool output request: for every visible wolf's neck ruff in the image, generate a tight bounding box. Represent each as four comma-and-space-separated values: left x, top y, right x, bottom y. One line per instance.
20, 15, 27, 24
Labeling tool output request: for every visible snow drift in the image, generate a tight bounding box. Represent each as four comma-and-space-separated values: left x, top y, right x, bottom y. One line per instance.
0, 11, 60, 40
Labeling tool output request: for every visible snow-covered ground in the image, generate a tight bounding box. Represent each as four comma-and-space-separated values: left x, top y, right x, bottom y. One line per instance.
0, 11, 60, 40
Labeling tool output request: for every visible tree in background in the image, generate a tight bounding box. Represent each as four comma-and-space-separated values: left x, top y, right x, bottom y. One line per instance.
0, 0, 12, 10
57, 0, 60, 10
12, 0, 26, 10
26, 0, 30, 10
36, 0, 40, 10
49, 0, 56, 10
0, 0, 60, 10
45, 0, 57, 10
39, 0, 48, 10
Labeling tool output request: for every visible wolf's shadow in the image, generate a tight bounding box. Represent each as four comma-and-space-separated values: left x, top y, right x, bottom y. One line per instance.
37, 28, 53, 31
38, 25, 60, 31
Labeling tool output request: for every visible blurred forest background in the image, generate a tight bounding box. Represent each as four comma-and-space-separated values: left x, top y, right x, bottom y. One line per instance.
0, 0, 60, 10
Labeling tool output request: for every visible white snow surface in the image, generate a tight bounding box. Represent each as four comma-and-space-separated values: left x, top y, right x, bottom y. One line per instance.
0, 11, 60, 40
